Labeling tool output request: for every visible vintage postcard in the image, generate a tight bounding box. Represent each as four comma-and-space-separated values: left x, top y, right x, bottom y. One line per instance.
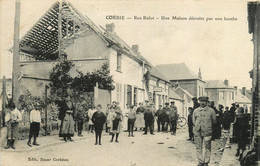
0, 0, 257, 166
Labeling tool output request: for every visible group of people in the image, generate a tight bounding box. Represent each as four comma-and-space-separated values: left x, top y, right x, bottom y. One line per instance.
187, 96, 249, 166
3, 94, 249, 166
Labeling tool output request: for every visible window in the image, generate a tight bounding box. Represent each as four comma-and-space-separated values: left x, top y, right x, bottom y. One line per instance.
199, 86, 201, 96
156, 80, 159, 87
219, 91, 224, 100
127, 85, 132, 105
158, 95, 162, 105
116, 83, 122, 103
117, 52, 122, 72
133, 87, 137, 105
153, 92, 156, 104
231, 92, 235, 100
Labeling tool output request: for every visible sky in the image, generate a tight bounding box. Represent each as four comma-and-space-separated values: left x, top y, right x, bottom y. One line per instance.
0, 0, 253, 90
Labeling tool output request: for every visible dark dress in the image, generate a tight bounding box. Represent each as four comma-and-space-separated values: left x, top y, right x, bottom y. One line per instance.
212, 107, 221, 139
222, 111, 231, 130
188, 113, 194, 139
91, 111, 106, 133
233, 114, 249, 150
58, 100, 75, 137
144, 110, 154, 134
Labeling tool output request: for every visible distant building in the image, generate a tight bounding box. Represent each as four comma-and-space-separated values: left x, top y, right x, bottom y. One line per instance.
155, 63, 205, 97
146, 67, 170, 109
235, 87, 252, 113
205, 80, 236, 108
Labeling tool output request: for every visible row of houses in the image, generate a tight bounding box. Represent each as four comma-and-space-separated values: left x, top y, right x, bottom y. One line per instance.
3, 1, 252, 118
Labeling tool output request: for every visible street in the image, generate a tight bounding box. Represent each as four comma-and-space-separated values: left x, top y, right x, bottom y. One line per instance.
1, 127, 226, 166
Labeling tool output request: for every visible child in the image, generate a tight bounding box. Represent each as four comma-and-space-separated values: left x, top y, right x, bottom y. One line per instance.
187, 107, 194, 141
127, 105, 136, 137
91, 104, 106, 145
27, 103, 41, 147
5, 101, 22, 149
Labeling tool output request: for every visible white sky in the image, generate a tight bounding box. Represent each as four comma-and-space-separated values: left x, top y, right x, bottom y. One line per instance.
0, 0, 253, 90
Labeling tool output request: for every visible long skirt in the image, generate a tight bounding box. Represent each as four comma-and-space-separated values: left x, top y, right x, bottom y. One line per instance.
135, 113, 145, 128
110, 119, 122, 134
6, 122, 19, 140
60, 113, 75, 137
29, 122, 40, 137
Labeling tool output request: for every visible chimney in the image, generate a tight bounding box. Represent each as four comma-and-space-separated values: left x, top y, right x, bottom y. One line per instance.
105, 23, 115, 33
198, 68, 202, 79
224, 79, 229, 86
242, 87, 246, 96
132, 45, 139, 54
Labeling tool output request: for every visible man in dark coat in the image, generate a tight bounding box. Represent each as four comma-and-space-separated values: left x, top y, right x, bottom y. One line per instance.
143, 106, 154, 135
169, 101, 178, 135
155, 105, 163, 132
187, 107, 194, 141
75, 105, 84, 137
210, 101, 221, 140
192, 97, 200, 113
163, 102, 170, 132
229, 103, 236, 123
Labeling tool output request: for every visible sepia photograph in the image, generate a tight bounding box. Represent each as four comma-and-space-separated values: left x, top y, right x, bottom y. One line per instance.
0, 0, 259, 165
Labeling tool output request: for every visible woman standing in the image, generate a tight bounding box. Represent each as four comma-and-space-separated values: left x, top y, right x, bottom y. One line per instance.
5, 101, 22, 149
233, 107, 249, 157
59, 96, 75, 142
91, 104, 106, 145
110, 102, 123, 143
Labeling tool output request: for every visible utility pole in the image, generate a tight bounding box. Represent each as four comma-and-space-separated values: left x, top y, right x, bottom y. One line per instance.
12, 0, 21, 106
45, 85, 49, 136
58, 0, 63, 61
1, 76, 7, 136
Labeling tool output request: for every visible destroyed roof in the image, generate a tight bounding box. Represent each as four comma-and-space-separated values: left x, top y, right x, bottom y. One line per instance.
18, 1, 151, 67
155, 63, 203, 81
149, 67, 170, 82
205, 80, 235, 89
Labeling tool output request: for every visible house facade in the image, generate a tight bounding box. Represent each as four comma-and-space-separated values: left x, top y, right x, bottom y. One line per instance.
155, 63, 205, 98
205, 80, 237, 108
16, 2, 151, 112
146, 67, 170, 110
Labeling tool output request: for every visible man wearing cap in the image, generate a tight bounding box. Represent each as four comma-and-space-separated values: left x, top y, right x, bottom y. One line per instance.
192, 97, 200, 112
169, 101, 178, 135
193, 96, 216, 166
155, 105, 163, 132
229, 103, 236, 123
163, 102, 170, 132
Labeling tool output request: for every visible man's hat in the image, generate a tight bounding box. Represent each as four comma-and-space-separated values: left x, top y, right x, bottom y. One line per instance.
198, 96, 209, 101
165, 102, 169, 105
192, 97, 198, 101
170, 101, 175, 104
145, 100, 149, 103
231, 103, 236, 106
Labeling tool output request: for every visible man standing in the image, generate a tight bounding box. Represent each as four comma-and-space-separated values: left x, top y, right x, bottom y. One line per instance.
163, 102, 170, 132
169, 101, 178, 135
27, 103, 41, 147
192, 97, 200, 112
143, 106, 154, 135
193, 96, 216, 166
229, 103, 236, 123
155, 105, 163, 132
